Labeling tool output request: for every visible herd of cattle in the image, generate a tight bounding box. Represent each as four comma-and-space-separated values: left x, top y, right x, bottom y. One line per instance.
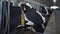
1, 1, 53, 34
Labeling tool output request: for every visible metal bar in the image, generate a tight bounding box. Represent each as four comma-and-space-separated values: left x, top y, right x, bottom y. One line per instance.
3, 0, 10, 34
7, 0, 10, 34
4, 0, 8, 34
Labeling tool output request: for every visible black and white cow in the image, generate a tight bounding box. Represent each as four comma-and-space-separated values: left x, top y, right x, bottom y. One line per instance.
40, 6, 53, 17
40, 6, 53, 27
19, 3, 46, 33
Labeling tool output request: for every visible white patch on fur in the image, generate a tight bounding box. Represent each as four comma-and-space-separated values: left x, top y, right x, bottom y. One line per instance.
25, 3, 32, 8
44, 7, 49, 15
36, 10, 46, 23
24, 14, 34, 25
17, 25, 22, 28
42, 24, 45, 29
18, 2, 32, 8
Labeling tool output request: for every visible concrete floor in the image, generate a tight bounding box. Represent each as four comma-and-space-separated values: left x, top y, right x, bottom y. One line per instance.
44, 12, 56, 34
55, 9, 60, 34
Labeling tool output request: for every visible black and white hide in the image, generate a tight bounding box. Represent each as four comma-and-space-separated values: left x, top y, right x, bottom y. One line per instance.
40, 6, 53, 27
40, 6, 49, 16
20, 3, 46, 33
41, 6, 53, 16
